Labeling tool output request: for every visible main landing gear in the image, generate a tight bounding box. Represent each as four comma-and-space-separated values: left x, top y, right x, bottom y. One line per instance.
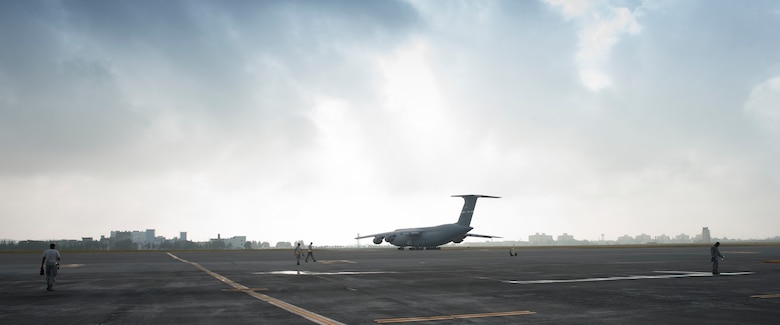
399, 246, 441, 250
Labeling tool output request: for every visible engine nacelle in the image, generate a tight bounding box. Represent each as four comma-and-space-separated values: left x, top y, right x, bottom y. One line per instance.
452, 235, 467, 243
373, 236, 384, 244
385, 235, 396, 243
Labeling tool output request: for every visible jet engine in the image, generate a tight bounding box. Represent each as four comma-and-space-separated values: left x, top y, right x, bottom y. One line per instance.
373, 236, 384, 244
385, 235, 396, 243
452, 235, 467, 243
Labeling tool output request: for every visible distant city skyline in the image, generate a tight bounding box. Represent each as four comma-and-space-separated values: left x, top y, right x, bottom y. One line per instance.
4, 224, 770, 246
4, 226, 778, 249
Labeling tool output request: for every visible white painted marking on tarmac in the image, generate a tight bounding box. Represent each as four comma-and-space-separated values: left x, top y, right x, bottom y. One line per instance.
167, 252, 345, 325
318, 260, 356, 264
59, 264, 85, 268
254, 271, 396, 275
504, 271, 754, 284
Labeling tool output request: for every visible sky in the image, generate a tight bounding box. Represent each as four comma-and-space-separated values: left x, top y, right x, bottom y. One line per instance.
1, 0, 779, 246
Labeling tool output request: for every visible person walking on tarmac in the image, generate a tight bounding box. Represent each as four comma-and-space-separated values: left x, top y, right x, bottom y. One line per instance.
41, 243, 61, 291
295, 243, 303, 265
305, 242, 317, 262
711, 241, 725, 275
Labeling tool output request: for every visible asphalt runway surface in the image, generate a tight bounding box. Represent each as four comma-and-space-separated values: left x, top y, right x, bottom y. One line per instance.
2, 244, 780, 324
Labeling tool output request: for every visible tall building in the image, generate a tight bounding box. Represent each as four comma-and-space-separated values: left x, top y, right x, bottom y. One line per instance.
702, 227, 711, 242
180, 232, 187, 242
145, 229, 155, 243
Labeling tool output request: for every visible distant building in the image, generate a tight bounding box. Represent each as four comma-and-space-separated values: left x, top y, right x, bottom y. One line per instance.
180, 232, 187, 242
529, 233, 554, 245
225, 236, 246, 249
617, 235, 634, 245
134, 229, 160, 248
145, 229, 155, 244
702, 227, 711, 242
654, 234, 671, 244
111, 229, 166, 249
111, 231, 131, 241
275, 241, 293, 248
557, 233, 576, 245
209, 234, 247, 249
635, 233, 652, 244
674, 233, 690, 243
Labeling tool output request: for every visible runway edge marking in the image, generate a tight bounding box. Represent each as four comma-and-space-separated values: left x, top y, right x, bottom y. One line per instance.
167, 252, 345, 325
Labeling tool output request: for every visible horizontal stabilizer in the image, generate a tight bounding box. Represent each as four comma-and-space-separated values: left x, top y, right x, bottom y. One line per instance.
451, 194, 501, 199
466, 233, 501, 239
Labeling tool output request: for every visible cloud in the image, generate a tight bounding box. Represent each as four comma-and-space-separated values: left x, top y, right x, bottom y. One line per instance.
0, 0, 424, 241
2, 1, 780, 244
545, 0, 641, 91
0, 0, 421, 175
544, 0, 594, 19
744, 76, 780, 121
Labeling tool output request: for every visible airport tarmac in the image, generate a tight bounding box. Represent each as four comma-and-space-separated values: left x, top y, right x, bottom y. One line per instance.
2, 244, 779, 324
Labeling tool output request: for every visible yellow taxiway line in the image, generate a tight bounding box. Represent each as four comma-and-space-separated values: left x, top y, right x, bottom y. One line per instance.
374, 310, 536, 323
167, 252, 345, 325
751, 294, 780, 299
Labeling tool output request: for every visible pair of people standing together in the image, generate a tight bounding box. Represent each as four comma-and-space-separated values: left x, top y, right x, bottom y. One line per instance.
295, 242, 316, 265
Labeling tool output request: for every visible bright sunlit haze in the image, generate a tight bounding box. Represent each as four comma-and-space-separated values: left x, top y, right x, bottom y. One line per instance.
1, 1, 779, 246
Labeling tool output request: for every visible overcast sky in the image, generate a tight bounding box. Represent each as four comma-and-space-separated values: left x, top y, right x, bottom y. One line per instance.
2, 0, 779, 246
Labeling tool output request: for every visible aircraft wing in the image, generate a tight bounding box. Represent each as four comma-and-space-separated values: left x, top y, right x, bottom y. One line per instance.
355, 229, 423, 239
355, 232, 393, 239
466, 233, 502, 239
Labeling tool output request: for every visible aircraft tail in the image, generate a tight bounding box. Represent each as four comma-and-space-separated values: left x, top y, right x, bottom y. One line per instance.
452, 194, 500, 226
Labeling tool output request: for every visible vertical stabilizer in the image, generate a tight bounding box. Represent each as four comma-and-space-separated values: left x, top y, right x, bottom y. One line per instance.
452, 195, 500, 226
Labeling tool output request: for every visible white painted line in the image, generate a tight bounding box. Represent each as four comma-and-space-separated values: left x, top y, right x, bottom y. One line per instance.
318, 260, 357, 264
167, 252, 345, 325
504, 271, 754, 284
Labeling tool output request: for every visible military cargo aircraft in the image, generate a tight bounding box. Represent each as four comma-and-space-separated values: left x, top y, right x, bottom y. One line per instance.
355, 194, 500, 250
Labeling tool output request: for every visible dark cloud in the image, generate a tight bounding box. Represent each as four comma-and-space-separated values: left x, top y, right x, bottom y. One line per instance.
0, 0, 422, 175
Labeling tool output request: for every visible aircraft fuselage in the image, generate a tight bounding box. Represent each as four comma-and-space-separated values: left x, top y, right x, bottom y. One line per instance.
383, 224, 472, 248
